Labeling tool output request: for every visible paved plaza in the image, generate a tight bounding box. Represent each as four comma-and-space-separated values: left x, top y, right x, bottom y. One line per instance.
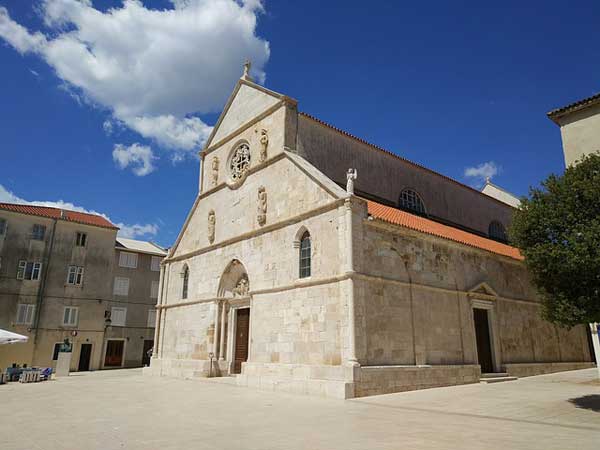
1, 368, 599, 450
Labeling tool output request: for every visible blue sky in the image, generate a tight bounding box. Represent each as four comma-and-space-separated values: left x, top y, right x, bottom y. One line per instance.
1, 0, 599, 247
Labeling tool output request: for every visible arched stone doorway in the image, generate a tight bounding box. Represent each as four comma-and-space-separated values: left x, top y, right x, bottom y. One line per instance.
217, 259, 251, 374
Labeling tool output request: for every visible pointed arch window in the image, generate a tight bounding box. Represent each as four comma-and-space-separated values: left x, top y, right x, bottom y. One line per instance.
399, 189, 426, 215
181, 265, 189, 299
299, 231, 311, 278
488, 221, 507, 242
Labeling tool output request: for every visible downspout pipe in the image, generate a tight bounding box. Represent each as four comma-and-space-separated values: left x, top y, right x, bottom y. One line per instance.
32, 217, 58, 344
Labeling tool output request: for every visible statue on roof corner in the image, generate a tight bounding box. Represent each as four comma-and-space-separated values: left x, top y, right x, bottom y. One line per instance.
242, 59, 252, 81
346, 168, 357, 194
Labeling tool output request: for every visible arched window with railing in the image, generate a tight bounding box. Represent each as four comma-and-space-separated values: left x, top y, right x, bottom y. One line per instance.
299, 231, 311, 278
399, 188, 426, 215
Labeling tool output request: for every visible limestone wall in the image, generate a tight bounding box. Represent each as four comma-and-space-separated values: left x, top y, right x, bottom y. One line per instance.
557, 103, 600, 166
353, 205, 592, 370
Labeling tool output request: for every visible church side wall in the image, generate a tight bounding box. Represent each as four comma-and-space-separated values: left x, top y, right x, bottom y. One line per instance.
351, 203, 592, 395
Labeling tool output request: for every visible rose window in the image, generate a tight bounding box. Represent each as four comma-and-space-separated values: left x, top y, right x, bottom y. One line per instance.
230, 143, 251, 180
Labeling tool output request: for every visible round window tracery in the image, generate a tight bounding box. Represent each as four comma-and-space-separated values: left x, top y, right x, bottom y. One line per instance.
230, 143, 251, 181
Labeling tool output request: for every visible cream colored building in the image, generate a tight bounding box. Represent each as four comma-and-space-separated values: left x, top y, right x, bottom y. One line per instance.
548, 92, 600, 166
548, 92, 600, 368
0, 204, 166, 372
147, 68, 593, 398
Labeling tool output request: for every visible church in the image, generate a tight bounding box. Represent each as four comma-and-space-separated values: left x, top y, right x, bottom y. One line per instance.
146, 65, 593, 398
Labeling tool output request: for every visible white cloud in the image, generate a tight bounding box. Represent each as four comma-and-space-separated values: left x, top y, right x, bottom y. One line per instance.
0, 184, 158, 239
112, 143, 157, 176
464, 161, 500, 183
0, 0, 270, 156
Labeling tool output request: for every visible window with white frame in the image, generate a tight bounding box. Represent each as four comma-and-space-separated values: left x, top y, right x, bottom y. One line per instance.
62, 306, 79, 326
150, 280, 159, 299
32, 224, 46, 240
119, 251, 138, 268
147, 309, 157, 328
66, 266, 84, 286
111, 307, 127, 326
151, 256, 162, 272
75, 232, 87, 247
0, 218, 6, 235
113, 277, 130, 296
16, 304, 35, 325
17, 260, 42, 280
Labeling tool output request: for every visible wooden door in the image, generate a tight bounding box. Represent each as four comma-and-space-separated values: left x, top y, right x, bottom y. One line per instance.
233, 309, 250, 374
473, 308, 494, 373
142, 339, 153, 366
78, 344, 92, 371
104, 340, 124, 367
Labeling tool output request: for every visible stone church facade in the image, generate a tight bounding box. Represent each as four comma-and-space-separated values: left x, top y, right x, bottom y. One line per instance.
146, 68, 593, 398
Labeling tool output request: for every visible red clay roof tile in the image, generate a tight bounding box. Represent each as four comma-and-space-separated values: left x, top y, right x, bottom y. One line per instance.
366, 200, 523, 261
0, 203, 118, 230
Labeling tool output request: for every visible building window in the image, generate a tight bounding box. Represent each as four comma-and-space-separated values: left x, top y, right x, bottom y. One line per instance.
67, 266, 84, 286
17, 261, 42, 281
147, 309, 157, 328
151, 280, 159, 299
32, 224, 46, 240
110, 307, 127, 327
16, 304, 35, 325
113, 277, 130, 296
182, 266, 189, 299
62, 306, 79, 327
0, 218, 6, 235
119, 251, 138, 268
151, 256, 162, 272
52, 343, 61, 361
489, 221, 507, 242
229, 142, 251, 181
399, 189, 426, 215
75, 232, 87, 247
299, 231, 311, 278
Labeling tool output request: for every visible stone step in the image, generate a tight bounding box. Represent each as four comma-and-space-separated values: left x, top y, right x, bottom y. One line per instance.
197, 375, 239, 385
481, 372, 510, 378
480, 374, 518, 384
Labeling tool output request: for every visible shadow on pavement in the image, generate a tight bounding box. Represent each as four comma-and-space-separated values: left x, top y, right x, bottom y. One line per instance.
569, 395, 600, 412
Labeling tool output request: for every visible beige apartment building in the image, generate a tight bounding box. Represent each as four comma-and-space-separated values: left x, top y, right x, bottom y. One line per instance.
0, 203, 166, 372
146, 67, 593, 399
548, 92, 600, 367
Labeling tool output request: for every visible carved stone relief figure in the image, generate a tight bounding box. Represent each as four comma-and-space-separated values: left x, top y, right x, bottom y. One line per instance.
208, 210, 216, 244
211, 157, 219, 186
257, 186, 267, 226
259, 129, 269, 162
232, 275, 249, 297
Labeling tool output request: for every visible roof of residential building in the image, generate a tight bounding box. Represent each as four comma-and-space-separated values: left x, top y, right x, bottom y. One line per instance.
547, 92, 600, 123
366, 199, 523, 261
0, 203, 118, 230
116, 237, 168, 256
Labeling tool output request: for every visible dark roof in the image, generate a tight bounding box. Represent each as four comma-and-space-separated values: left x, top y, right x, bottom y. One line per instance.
298, 112, 514, 208
0, 203, 118, 230
547, 92, 600, 123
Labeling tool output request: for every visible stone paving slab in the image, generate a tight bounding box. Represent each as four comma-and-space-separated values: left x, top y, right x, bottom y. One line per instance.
0, 368, 599, 450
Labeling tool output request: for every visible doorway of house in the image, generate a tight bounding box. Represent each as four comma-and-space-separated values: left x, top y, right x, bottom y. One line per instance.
142, 339, 153, 366
104, 340, 124, 367
473, 308, 494, 373
233, 308, 250, 374
78, 343, 92, 371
